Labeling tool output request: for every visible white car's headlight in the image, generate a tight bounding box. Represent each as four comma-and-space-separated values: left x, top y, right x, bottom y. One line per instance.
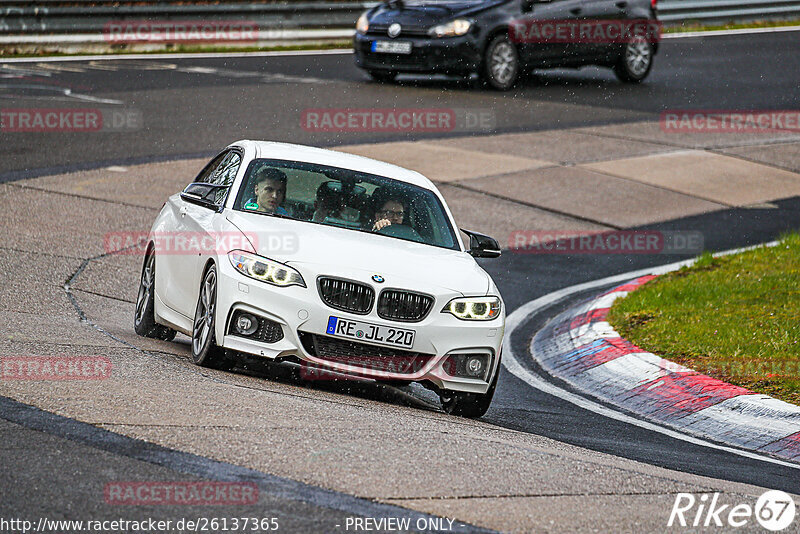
443, 296, 501, 321
356, 12, 370, 34
228, 250, 305, 288
428, 19, 472, 38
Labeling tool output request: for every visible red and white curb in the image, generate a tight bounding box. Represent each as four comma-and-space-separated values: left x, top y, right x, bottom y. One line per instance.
533, 274, 800, 463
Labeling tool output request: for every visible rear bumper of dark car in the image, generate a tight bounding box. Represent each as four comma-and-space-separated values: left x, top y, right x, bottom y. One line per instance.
354, 33, 482, 74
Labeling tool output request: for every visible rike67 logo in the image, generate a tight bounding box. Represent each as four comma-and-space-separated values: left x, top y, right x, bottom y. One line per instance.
669, 490, 796, 531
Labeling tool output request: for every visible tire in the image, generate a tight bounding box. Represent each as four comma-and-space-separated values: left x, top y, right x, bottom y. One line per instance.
614, 37, 654, 83
133, 249, 177, 341
439, 357, 500, 418
191, 264, 235, 370
481, 34, 520, 91
367, 70, 397, 83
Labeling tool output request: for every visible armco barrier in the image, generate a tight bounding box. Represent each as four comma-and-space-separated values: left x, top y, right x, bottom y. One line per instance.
1, 0, 799, 44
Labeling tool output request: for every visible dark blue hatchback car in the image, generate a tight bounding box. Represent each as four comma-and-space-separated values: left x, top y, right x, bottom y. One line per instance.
354, 0, 660, 90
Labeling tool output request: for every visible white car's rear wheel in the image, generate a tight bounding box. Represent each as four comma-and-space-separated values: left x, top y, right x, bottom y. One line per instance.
133, 250, 176, 341
192, 264, 235, 370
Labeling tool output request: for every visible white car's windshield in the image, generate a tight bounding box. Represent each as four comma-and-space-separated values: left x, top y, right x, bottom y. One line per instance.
232, 158, 460, 251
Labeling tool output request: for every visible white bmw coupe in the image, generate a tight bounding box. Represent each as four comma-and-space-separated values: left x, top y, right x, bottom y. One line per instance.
134, 141, 505, 417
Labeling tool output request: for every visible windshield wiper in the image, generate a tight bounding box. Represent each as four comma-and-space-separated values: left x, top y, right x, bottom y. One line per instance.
261, 211, 294, 220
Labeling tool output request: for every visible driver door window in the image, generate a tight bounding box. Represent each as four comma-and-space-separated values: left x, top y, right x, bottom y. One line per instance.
190, 150, 242, 206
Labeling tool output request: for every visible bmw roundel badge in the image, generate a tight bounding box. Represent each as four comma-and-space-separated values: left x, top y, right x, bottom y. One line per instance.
372, 274, 385, 283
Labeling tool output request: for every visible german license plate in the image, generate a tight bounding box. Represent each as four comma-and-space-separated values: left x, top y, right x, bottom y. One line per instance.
326, 316, 415, 349
371, 40, 412, 54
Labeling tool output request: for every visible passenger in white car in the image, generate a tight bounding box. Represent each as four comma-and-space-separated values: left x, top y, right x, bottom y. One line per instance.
312, 181, 361, 228
312, 181, 345, 222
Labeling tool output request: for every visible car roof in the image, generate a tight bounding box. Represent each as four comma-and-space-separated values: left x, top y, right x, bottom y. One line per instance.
229, 140, 437, 190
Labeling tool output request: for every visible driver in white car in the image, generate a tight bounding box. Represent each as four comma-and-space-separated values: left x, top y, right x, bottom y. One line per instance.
372, 196, 406, 231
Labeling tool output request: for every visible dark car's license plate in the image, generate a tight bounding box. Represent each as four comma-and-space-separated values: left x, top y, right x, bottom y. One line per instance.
326, 316, 415, 349
371, 40, 412, 54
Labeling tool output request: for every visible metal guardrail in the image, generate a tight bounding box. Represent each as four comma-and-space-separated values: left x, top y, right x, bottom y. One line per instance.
0, 0, 798, 40
658, 0, 800, 22
0, 3, 377, 34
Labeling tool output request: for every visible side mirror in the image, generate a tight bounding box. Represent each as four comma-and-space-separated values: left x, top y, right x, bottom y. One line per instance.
462, 229, 501, 258
522, 0, 549, 12
180, 182, 227, 211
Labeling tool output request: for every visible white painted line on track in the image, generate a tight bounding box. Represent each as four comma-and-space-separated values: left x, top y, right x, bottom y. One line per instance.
0, 49, 353, 64
3, 24, 799, 63
501, 240, 800, 470
662, 24, 800, 39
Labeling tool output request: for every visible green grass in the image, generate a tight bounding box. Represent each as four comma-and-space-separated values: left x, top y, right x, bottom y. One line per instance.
607, 233, 800, 406
663, 19, 800, 34
0, 41, 352, 58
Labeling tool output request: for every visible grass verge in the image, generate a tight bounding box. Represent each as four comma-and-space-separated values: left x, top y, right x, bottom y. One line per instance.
608, 233, 800, 406
663, 19, 800, 34
0, 41, 352, 59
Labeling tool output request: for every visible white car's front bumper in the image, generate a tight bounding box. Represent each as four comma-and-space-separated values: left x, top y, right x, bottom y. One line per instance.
214, 259, 504, 394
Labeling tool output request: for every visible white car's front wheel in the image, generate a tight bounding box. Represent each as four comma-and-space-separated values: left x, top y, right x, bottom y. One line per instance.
192, 264, 235, 370
439, 358, 500, 418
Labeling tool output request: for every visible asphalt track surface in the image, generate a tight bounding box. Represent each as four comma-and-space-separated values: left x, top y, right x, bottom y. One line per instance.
2, 30, 799, 178
1, 30, 800, 530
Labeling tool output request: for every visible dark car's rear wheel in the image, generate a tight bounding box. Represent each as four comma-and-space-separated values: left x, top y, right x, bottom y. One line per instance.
481, 35, 519, 91
439, 357, 500, 418
614, 37, 654, 83
192, 264, 235, 370
367, 70, 397, 83
133, 249, 176, 341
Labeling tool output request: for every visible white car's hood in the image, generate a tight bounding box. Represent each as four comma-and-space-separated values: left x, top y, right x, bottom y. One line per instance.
226, 211, 490, 295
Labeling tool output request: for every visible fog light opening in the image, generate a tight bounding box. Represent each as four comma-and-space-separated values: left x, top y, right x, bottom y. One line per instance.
235, 313, 259, 336
443, 353, 491, 380
466, 356, 485, 377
